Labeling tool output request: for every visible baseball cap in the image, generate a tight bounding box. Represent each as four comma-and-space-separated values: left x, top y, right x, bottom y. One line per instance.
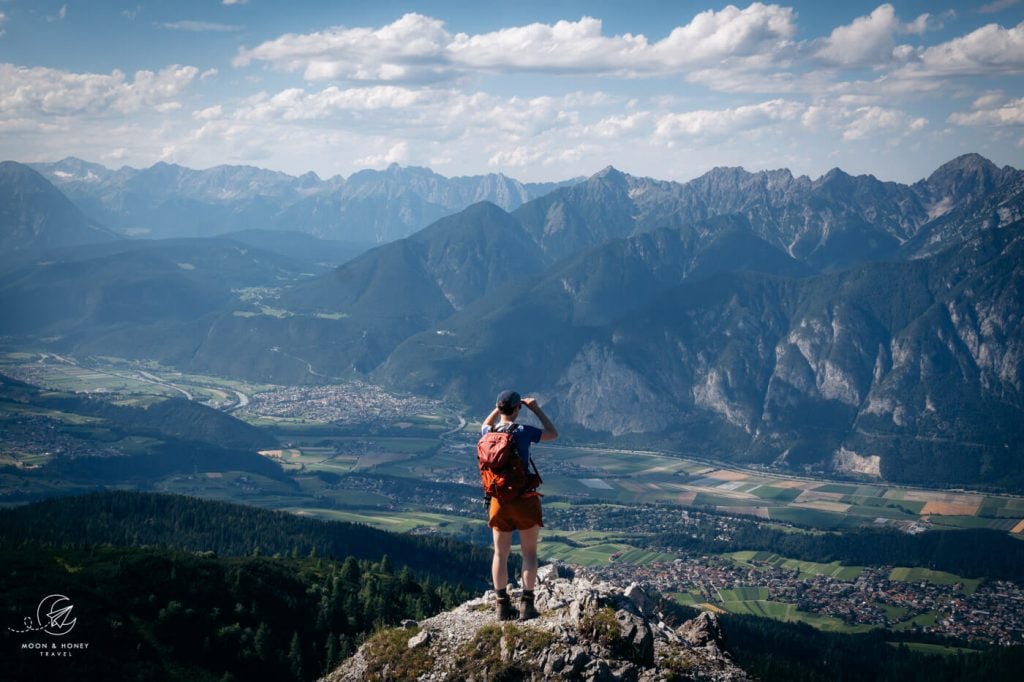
496, 390, 521, 411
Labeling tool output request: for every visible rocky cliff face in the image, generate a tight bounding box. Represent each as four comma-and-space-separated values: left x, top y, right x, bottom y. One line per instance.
323, 564, 748, 682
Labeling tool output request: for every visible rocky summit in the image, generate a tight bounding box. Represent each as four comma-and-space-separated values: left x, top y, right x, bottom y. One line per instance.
322, 564, 749, 681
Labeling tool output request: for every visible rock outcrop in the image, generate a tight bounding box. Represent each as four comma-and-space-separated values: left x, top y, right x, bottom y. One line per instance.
322, 564, 749, 681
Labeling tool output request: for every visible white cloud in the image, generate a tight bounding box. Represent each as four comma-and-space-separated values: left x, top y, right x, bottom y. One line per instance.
979, 0, 1019, 14
588, 112, 653, 138
234, 13, 451, 82
223, 0, 249, 5
106, 148, 131, 161
0, 117, 63, 133
655, 99, 805, 139
841, 106, 928, 140
235, 85, 436, 122
898, 20, 1024, 77
46, 4, 68, 22
799, 101, 928, 140
355, 141, 409, 167
973, 91, 1006, 109
949, 98, 1024, 126
158, 21, 243, 33
814, 4, 935, 67
0, 11, 7, 37
193, 105, 223, 121
234, 7, 797, 82
0, 63, 199, 116
486, 142, 593, 169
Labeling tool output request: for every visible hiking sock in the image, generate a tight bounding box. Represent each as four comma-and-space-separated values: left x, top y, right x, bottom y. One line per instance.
519, 589, 539, 621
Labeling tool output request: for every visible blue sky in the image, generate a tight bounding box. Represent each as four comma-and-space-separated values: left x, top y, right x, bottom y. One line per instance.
1, 1, 1023, 183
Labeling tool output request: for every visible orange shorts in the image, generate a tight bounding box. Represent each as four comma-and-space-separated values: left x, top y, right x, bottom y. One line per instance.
488, 495, 543, 532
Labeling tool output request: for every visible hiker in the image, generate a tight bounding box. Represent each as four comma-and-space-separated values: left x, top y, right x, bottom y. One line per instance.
480, 390, 558, 621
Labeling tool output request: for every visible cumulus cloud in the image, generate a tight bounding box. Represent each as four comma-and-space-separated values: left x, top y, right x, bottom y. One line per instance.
0, 63, 199, 116
814, 4, 937, 67
949, 98, 1024, 126
355, 141, 409, 167
221, 83, 606, 149
234, 85, 437, 122
972, 91, 1006, 109
223, 0, 249, 5
193, 105, 223, 121
655, 99, 804, 139
898, 20, 1024, 76
588, 112, 653, 138
234, 13, 451, 82
234, 6, 797, 82
841, 106, 927, 139
801, 101, 928, 140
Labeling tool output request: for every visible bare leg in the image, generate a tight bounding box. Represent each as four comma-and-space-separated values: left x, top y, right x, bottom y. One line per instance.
518, 525, 540, 591
492, 529, 513, 590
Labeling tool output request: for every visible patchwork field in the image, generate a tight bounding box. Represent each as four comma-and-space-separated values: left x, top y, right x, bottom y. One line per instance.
728, 551, 864, 580
0, 351, 266, 410
4, 350, 1024, 550
512, 444, 1024, 534
238, 422, 1024, 539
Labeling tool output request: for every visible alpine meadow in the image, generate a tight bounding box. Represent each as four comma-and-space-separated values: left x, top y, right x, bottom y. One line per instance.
2, 2, 1024, 681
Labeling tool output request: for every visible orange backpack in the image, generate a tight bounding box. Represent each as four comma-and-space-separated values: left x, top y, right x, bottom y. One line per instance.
476, 423, 542, 502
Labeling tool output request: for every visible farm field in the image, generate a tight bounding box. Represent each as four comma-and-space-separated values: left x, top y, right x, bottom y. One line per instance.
728, 551, 865, 580
4, 351, 1024, 561
238, 422, 1024, 540
0, 351, 267, 410
671, 591, 874, 633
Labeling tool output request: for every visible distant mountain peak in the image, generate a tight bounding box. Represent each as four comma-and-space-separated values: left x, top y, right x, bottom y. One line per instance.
922, 152, 1009, 205
821, 167, 851, 181
593, 165, 625, 179
924, 152, 999, 184
934, 152, 996, 173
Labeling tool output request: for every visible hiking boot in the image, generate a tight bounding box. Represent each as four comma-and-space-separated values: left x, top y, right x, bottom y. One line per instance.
519, 593, 539, 621
496, 595, 515, 621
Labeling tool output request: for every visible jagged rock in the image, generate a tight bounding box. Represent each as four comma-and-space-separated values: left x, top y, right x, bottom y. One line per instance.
321, 568, 750, 681
615, 608, 655, 666
538, 562, 575, 583
678, 611, 725, 649
408, 630, 431, 649
624, 582, 650, 615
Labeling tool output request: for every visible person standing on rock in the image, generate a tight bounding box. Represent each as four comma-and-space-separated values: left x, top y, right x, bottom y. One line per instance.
480, 390, 558, 621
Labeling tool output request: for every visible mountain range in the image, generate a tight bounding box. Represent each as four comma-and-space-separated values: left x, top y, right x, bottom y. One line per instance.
29, 157, 577, 243
0, 161, 119, 252
2, 153, 1022, 491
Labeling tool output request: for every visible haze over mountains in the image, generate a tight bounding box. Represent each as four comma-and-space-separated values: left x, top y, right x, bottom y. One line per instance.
29, 157, 576, 243
1, 153, 1022, 491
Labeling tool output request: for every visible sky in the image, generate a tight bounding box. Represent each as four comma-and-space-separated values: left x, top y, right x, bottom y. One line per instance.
1, 1, 1023, 184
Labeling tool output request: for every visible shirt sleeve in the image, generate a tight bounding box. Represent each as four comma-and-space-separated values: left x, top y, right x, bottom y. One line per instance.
523, 425, 543, 443
481, 425, 492, 436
